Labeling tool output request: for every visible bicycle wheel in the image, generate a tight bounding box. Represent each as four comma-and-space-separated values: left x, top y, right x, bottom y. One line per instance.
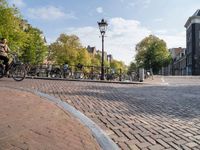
11, 65, 26, 81
0, 64, 4, 78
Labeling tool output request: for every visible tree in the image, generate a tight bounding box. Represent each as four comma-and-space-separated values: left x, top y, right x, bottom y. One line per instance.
127, 62, 137, 75
135, 35, 171, 74
0, 0, 27, 51
0, 0, 47, 64
110, 60, 126, 74
90, 53, 101, 67
21, 27, 47, 64
77, 48, 91, 66
49, 34, 92, 66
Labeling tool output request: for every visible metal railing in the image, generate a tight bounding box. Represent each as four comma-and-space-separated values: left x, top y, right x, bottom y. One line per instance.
25, 64, 126, 81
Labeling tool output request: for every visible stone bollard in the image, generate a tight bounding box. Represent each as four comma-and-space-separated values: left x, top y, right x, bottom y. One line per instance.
139, 68, 144, 82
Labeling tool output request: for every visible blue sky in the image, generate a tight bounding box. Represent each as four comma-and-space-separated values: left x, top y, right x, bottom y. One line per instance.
8, 0, 200, 65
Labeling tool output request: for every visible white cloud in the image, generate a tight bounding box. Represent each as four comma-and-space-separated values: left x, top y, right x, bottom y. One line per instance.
10, 0, 26, 8
61, 18, 151, 65
28, 6, 76, 21
47, 18, 186, 65
157, 32, 186, 48
96, 7, 103, 14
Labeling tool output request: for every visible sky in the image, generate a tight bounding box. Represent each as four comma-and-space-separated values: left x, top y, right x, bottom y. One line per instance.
7, 0, 200, 65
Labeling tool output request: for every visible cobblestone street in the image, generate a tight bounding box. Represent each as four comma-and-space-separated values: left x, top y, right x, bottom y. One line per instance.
1, 77, 200, 150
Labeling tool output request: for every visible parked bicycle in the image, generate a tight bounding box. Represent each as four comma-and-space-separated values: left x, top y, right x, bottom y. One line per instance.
0, 52, 26, 81
50, 66, 62, 78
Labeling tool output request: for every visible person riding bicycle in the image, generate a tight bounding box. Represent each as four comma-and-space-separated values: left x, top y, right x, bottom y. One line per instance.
0, 38, 10, 74
63, 62, 69, 78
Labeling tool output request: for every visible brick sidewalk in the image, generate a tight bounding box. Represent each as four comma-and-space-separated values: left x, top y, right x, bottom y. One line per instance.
2, 78, 200, 149
0, 87, 101, 150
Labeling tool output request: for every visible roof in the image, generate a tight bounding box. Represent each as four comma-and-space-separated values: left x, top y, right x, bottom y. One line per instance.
87, 45, 96, 54
193, 9, 200, 16
185, 9, 200, 28
169, 47, 185, 59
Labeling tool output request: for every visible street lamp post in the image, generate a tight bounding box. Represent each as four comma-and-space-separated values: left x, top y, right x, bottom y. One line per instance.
98, 19, 108, 80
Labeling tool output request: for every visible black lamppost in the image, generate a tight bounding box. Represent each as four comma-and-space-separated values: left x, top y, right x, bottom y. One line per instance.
98, 19, 108, 80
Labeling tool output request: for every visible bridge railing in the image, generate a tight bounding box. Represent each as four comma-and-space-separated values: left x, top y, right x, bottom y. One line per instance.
25, 64, 127, 81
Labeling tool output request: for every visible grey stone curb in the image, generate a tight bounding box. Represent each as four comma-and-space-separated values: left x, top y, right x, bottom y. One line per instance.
2, 86, 119, 150
26, 76, 143, 85
163, 76, 200, 79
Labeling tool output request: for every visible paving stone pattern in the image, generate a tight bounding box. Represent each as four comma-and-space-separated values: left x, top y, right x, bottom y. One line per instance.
1, 78, 200, 150
0, 87, 101, 150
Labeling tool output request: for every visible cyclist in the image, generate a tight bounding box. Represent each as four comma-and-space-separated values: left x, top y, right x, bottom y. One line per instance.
0, 38, 10, 74
63, 62, 68, 78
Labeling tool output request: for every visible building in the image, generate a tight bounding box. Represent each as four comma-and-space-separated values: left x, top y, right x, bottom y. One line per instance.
87, 45, 113, 64
169, 47, 183, 59
172, 48, 186, 75
162, 47, 186, 75
185, 9, 200, 75
87, 45, 97, 56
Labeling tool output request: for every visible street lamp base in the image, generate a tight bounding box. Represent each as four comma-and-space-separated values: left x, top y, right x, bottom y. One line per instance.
100, 76, 104, 80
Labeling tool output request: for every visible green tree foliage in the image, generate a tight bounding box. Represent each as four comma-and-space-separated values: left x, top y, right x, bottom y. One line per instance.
135, 35, 172, 74
0, 0, 47, 64
110, 60, 126, 74
49, 33, 127, 74
127, 62, 137, 75
91, 53, 101, 66
49, 34, 91, 66
21, 27, 47, 64
77, 48, 91, 66
0, 0, 27, 50
0, 0, 126, 69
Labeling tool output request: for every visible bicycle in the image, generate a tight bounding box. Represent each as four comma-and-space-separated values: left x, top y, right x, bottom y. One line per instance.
0, 52, 26, 81
49, 65, 62, 78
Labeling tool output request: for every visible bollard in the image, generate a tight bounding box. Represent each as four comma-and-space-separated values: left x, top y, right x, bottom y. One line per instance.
139, 68, 144, 82
119, 68, 122, 81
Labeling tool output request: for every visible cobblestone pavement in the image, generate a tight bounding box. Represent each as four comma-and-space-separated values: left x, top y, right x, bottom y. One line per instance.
0, 87, 101, 150
1, 77, 200, 150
